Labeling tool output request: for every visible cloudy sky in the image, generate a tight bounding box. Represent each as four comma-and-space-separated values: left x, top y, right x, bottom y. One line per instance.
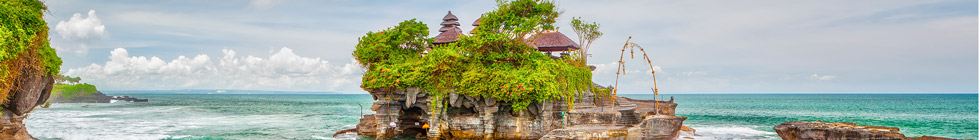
44, 0, 977, 94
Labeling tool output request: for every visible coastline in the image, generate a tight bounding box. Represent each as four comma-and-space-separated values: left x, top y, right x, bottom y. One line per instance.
23, 93, 977, 140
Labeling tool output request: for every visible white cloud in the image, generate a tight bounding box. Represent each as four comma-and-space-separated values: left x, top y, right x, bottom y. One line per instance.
53, 10, 107, 55
65, 47, 363, 92
680, 71, 708, 76
51, 44, 88, 56
55, 10, 106, 40
809, 74, 836, 80
249, 0, 280, 9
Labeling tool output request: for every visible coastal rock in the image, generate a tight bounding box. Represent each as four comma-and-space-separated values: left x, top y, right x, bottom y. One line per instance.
352, 85, 686, 140
680, 125, 695, 135
47, 91, 111, 103
626, 115, 687, 140
774, 121, 907, 140
0, 58, 56, 140
540, 126, 629, 140
0, 110, 33, 140
567, 110, 620, 126
907, 136, 966, 140
8, 73, 53, 115
356, 114, 377, 136
773, 121, 971, 140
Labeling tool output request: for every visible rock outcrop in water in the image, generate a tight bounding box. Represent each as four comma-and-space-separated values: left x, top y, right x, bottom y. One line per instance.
47, 91, 110, 103
349, 87, 688, 140
0, 71, 53, 140
773, 121, 969, 140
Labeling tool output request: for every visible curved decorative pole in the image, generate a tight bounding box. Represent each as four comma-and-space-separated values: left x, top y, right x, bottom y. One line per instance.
612, 37, 632, 111
630, 43, 660, 114
613, 36, 661, 114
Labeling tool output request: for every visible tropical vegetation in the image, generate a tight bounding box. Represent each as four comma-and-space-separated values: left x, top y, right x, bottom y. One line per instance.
353, 0, 595, 111
0, 0, 62, 104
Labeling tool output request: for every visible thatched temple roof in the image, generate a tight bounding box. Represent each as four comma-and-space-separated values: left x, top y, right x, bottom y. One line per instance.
440, 20, 460, 26
443, 11, 458, 21
528, 32, 580, 52
472, 18, 481, 26
439, 26, 455, 32
434, 27, 463, 44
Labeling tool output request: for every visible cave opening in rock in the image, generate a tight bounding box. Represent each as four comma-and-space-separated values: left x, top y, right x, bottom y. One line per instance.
398, 107, 427, 138
447, 105, 478, 116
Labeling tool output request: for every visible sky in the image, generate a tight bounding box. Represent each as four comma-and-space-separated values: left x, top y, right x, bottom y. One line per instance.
43, 0, 978, 94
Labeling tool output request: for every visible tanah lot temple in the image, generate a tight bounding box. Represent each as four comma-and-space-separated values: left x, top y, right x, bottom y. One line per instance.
340, 11, 689, 140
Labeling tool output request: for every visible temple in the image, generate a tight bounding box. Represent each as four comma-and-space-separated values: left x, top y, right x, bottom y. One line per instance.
529, 31, 580, 56
433, 11, 463, 45
342, 11, 690, 140
430, 11, 581, 57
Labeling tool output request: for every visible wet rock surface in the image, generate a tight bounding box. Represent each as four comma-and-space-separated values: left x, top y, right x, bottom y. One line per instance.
773, 121, 968, 140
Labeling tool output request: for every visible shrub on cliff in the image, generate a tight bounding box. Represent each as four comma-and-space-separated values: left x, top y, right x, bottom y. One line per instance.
0, 0, 62, 104
353, 0, 591, 111
52, 83, 97, 100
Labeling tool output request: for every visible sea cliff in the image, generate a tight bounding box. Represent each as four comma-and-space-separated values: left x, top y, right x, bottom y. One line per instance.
0, 0, 63, 139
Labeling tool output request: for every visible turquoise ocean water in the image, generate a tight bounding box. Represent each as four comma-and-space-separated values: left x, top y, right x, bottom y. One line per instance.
25, 93, 977, 140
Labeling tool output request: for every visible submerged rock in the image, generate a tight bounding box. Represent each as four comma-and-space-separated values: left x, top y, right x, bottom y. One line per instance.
773, 121, 968, 140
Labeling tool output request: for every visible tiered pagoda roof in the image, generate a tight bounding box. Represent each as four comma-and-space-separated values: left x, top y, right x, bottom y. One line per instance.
433, 11, 463, 45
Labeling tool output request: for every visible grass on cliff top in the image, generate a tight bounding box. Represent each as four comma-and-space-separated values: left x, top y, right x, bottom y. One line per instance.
52, 83, 98, 100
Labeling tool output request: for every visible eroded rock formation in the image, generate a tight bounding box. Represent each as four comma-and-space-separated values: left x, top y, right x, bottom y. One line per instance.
0, 56, 56, 140
773, 121, 968, 140
353, 87, 688, 140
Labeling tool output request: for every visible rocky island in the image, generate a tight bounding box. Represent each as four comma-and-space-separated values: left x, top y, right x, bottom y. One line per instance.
46, 75, 147, 104
340, 0, 691, 139
46, 75, 110, 103
354, 87, 688, 139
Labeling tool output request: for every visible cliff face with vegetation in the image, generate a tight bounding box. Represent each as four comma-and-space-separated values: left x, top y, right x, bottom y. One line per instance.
48, 83, 110, 103
0, 0, 63, 139
47, 76, 110, 103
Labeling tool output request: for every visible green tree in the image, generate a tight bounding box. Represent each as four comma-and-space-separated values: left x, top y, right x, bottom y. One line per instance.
351, 19, 429, 68
353, 0, 592, 111
570, 17, 602, 65
55, 74, 82, 85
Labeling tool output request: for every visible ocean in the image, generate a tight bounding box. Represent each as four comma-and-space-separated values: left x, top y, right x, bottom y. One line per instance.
24, 93, 978, 140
